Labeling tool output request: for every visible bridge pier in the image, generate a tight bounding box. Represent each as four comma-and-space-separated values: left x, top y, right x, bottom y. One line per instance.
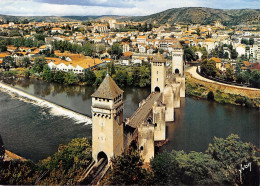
138, 124, 155, 163
163, 86, 174, 122
153, 101, 166, 141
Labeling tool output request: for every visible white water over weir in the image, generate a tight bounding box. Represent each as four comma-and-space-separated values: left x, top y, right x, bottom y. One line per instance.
0, 82, 92, 125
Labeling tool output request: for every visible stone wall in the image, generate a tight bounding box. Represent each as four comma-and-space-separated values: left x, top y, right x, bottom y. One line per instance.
186, 73, 260, 99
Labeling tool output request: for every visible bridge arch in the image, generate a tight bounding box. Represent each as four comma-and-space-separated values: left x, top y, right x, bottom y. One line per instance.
97, 151, 108, 162
175, 68, 180, 74
154, 86, 160, 92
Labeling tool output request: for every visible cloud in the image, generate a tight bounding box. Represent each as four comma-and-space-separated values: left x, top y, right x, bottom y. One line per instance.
0, 0, 259, 17
32, 0, 136, 8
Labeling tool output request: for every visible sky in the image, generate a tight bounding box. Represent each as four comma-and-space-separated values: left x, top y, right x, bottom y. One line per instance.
0, 0, 259, 17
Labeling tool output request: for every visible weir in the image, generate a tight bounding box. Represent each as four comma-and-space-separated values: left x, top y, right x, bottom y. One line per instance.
0, 81, 92, 125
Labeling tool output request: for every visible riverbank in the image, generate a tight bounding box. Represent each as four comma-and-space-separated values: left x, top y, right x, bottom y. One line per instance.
4, 150, 26, 162
185, 67, 260, 108
0, 81, 92, 124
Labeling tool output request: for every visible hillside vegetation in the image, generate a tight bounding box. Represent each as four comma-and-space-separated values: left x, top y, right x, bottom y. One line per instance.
121, 7, 260, 25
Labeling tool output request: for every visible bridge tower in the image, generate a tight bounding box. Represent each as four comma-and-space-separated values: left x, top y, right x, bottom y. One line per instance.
172, 41, 184, 76
172, 40, 186, 97
151, 53, 166, 93
91, 74, 124, 162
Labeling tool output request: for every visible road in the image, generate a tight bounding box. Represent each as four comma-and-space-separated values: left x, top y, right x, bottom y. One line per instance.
186, 66, 260, 91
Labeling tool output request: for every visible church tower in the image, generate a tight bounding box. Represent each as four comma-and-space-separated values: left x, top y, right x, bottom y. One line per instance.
151, 53, 166, 93
91, 74, 124, 162
172, 41, 184, 76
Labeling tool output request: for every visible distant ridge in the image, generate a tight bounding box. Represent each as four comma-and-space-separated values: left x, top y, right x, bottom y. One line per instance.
120, 7, 260, 25
0, 7, 259, 25
0, 14, 125, 23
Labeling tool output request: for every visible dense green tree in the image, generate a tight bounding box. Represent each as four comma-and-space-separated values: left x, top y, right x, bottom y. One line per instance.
109, 43, 122, 58
0, 160, 39, 185
231, 49, 238, 59
207, 91, 214, 100
201, 59, 217, 77
235, 63, 241, 75
53, 71, 65, 84
184, 46, 197, 62
42, 65, 53, 82
249, 38, 254, 45
224, 52, 229, 59
21, 57, 30, 68
113, 70, 131, 87
121, 37, 132, 43
84, 70, 96, 86
103, 149, 152, 185
250, 70, 260, 88
196, 27, 201, 36
32, 56, 46, 73
83, 42, 94, 56
206, 134, 259, 185
225, 67, 235, 82
151, 150, 227, 185
64, 72, 78, 85
139, 65, 151, 87
106, 62, 116, 76
2, 56, 15, 70
241, 39, 249, 45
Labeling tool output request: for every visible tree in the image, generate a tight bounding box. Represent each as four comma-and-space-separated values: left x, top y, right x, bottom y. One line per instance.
151, 151, 227, 185
241, 39, 249, 45
38, 138, 92, 185
224, 52, 229, 59
0, 160, 39, 185
21, 57, 30, 68
202, 59, 217, 77
122, 37, 131, 43
196, 27, 201, 36
110, 43, 122, 58
207, 91, 214, 100
84, 70, 96, 86
83, 42, 94, 56
53, 71, 65, 84
249, 38, 254, 45
103, 149, 152, 185
249, 70, 260, 88
32, 56, 46, 73
206, 134, 259, 185
2, 56, 15, 70
225, 67, 234, 82
113, 70, 130, 87
139, 65, 151, 87
42, 65, 53, 82
64, 72, 78, 85
184, 47, 197, 62
235, 63, 241, 75
231, 49, 238, 59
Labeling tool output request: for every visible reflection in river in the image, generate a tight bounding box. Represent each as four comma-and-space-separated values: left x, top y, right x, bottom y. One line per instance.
0, 77, 259, 161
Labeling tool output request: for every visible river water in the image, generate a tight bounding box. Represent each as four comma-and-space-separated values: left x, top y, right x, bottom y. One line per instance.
0, 77, 259, 161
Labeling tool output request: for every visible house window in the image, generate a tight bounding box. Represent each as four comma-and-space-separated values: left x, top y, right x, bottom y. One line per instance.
157, 78, 158, 82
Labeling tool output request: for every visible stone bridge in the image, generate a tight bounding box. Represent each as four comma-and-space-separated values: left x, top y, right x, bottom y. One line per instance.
91, 40, 185, 164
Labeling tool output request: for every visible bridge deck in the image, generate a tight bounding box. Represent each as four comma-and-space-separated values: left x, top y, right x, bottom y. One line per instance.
126, 92, 161, 128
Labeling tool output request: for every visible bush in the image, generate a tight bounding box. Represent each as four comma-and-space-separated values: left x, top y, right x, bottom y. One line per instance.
235, 97, 245, 105
207, 91, 214, 100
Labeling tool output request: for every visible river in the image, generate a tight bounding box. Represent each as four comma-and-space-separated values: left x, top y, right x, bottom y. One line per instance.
0, 77, 259, 161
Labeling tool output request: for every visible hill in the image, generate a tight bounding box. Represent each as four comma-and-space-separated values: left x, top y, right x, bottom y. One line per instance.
0, 14, 76, 23
0, 15, 125, 23
121, 7, 260, 25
